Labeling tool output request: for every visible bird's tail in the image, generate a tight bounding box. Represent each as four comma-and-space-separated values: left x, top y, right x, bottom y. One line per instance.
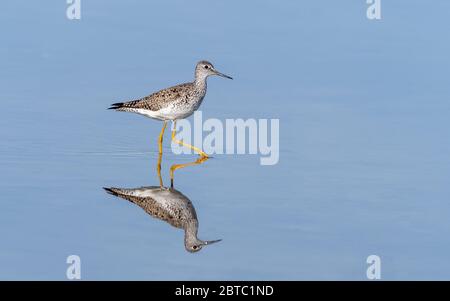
103, 187, 152, 208
108, 102, 125, 110
103, 187, 138, 203
103, 187, 121, 196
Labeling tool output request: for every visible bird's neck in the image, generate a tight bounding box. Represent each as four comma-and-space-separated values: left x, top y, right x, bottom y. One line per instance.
184, 220, 199, 241
194, 74, 208, 90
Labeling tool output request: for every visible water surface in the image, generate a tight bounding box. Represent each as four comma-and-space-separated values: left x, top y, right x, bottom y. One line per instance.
1, 1, 450, 280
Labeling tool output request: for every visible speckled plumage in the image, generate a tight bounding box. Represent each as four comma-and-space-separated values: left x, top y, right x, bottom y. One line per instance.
105, 186, 197, 229
109, 60, 232, 121
104, 186, 221, 253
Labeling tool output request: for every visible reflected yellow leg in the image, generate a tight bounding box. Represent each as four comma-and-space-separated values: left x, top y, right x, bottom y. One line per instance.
170, 156, 209, 188
156, 121, 167, 187
157, 151, 164, 188
171, 120, 209, 158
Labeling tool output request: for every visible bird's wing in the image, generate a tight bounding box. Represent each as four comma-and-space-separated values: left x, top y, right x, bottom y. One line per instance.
113, 82, 193, 111
104, 187, 188, 229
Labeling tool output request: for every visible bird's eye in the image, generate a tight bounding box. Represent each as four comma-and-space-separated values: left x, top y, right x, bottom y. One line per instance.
204, 65, 209, 69
192, 245, 198, 250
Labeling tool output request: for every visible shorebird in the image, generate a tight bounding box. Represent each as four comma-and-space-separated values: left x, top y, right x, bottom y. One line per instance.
104, 186, 221, 253
108, 60, 232, 158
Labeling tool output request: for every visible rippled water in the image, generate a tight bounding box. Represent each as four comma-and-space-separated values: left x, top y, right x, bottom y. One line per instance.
1, 1, 450, 280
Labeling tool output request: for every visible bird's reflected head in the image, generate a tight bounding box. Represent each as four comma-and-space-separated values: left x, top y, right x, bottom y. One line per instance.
185, 238, 222, 253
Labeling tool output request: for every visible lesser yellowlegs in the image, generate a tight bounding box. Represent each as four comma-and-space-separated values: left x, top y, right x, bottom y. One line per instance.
108, 60, 232, 158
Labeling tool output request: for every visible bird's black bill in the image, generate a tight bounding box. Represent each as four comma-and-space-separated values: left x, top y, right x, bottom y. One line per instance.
215, 71, 233, 80
203, 239, 222, 245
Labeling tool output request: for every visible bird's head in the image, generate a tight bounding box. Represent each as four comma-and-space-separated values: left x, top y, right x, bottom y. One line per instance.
185, 237, 222, 253
195, 60, 233, 81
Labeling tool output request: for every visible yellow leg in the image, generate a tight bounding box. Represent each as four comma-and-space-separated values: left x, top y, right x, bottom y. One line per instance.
156, 121, 167, 188
171, 120, 209, 158
170, 156, 209, 188
158, 121, 167, 154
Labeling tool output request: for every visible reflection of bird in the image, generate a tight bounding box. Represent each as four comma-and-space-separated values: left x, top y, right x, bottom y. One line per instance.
104, 186, 221, 253
108, 61, 232, 158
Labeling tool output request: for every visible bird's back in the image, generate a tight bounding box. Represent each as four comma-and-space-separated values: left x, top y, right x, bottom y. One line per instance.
104, 186, 197, 229
109, 82, 205, 120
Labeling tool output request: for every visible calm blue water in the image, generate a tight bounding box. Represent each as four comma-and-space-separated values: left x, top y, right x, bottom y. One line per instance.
1, 1, 450, 280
